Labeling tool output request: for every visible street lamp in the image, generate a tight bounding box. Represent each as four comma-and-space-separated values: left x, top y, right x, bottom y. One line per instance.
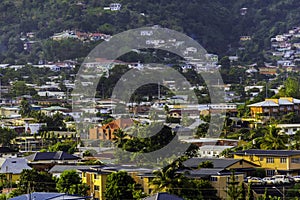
272, 186, 285, 200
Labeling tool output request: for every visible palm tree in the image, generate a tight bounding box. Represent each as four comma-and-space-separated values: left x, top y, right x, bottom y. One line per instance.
113, 129, 127, 148
151, 167, 183, 194
290, 130, 300, 150
259, 125, 287, 150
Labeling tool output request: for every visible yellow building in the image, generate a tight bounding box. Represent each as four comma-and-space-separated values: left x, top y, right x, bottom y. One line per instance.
247, 97, 300, 118
233, 149, 300, 176
0, 158, 32, 183
0, 107, 20, 118
81, 169, 110, 200
80, 165, 153, 200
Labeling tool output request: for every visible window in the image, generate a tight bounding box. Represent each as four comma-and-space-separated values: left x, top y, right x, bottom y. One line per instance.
83, 173, 86, 177
266, 157, 274, 163
210, 177, 218, 182
94, 185, 99, 190
266, 170, 275, 176
280, 158, 287, 163
292, 158, 300, 163
260, 157, 264, 161
94, 174, 98, 179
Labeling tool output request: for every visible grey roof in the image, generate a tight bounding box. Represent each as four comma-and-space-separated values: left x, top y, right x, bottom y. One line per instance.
26, 151, 80, 161
278, 99, 294, 105
49, 165, 98, 173
180, 168, 244, 178
143, 192, 184, 200
247, 100, 278, 107
0, 158, 31, 174
9, 192, 89, 200
183, 157, 241, 169
234, 149, 300, 157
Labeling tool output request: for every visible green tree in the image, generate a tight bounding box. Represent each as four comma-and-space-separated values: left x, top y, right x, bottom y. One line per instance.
19, 99, 32, 117
279, 77, 300, 98
10, 81, 37, 97
0, 127, 17, 147
10, 169, 56, 197
48, 140, 77, 154
226, 171, 243, 200
104, 171, 136, 200
198, 161, 214, 168
56, 170, 88, 196
259, 125, 287, 150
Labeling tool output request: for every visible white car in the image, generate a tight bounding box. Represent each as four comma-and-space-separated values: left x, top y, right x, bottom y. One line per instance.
262, 177, 275, 185
293, 176, 300, 183
272, 175, 290, 184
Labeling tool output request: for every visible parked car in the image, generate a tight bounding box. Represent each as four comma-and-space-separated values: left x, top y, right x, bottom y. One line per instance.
293, 175, 300, 183
262, 177, 275, 185
272, 175, 290, 184
244, 176, 252, 183
248, 177, 263, 185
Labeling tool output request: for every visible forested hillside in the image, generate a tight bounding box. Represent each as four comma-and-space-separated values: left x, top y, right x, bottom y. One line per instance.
1, 0, 300, 63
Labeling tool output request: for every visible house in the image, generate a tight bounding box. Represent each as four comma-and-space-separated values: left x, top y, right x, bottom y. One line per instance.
49, 165, 98, 178
0, 107, 20, 118
233, 149, 300, 176
182, 138, 239, 148
13, 136, 45, 152
182, 157, 258, 199
80, 165, 152, 200
198, 145, 234, 158
0, 158, 32, 183
10, 192, 90, 200
89, 118, 134, 140
26, 151, 80, 171
277, 124, 300, 135
247, 97, 300, 118
109, 3, 121, 11
182, 168, 245, 199
41, 106, 69, 116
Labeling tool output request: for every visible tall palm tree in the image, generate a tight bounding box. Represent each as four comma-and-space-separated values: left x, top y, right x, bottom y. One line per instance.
113, 129, 127, 148
259, 125, 287, 150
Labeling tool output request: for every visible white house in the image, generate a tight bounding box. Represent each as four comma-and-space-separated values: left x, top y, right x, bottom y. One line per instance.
198, 145, 234, 158
277, 124, 300, 135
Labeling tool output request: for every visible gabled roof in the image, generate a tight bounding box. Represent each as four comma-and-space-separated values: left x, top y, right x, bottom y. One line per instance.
247, 100, 278, 107
9, 192, 89, 200
183, 158, 242, 169
234, 149, 300, 157
49, 165, 98, 173
143, 192, 184, 200
247, 97, 300, 107
0, 158, 31, 174
26, 151, 80, 161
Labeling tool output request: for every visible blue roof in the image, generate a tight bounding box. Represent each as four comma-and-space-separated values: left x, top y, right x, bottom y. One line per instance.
9, 192, 89, 200
26, 151, 80, 161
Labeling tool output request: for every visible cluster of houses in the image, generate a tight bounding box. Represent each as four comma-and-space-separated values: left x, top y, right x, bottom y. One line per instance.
270, 26, 300, 70
51, 30, 111, 42
3, 145, 300, 199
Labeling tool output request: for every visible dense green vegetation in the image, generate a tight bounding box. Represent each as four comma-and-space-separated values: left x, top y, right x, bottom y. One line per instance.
1, 0, 300, 64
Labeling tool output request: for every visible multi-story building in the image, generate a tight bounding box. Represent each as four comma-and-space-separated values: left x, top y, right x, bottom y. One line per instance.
233, 149, 300, 176
89, 118, 134, 141
247, 97, 300, 118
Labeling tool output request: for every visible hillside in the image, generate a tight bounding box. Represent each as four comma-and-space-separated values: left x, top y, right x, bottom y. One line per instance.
0, 0, 300, 63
